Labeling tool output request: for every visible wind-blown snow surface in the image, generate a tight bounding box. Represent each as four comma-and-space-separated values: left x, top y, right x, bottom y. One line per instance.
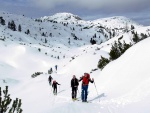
1, 11, 150, 113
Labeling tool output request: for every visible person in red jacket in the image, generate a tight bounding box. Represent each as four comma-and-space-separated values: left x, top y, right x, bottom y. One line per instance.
79, 73, 94, 102
52, 80, 60, 95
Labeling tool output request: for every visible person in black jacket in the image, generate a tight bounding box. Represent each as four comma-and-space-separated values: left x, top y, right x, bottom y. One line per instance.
71, 75, 79, 100
48, 75, 53, 85
52, 80, 60, 95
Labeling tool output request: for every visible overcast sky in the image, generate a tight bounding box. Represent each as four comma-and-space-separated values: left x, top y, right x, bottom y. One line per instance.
0, 0, 150, 25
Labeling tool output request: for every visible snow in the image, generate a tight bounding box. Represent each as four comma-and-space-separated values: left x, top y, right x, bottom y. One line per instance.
93, 16, 142, 29
0, 11, 150, 113
41, 12, 82, 22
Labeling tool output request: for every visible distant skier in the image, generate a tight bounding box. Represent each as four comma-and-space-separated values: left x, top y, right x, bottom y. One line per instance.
50, 67, 53, 74
52, 80, 60, 95
79, 73, 94, 102
71, 75, 79, 100
48, 75, 53, 85
55, 65, 58, 71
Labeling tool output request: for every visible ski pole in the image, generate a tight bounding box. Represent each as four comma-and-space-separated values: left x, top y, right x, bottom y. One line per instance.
77, 88, 81, 99
78, 89, 80, 95
59, 85, 60, 92
94, 81, 99, 95
94, 81, 100, 102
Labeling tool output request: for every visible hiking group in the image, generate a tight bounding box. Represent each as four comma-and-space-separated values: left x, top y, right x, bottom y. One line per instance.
48, 75, 60, 95
48, 72, 94, 102
48, 65, 58, 74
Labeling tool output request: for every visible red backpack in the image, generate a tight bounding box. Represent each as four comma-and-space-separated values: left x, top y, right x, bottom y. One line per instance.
82, 73, 90, 85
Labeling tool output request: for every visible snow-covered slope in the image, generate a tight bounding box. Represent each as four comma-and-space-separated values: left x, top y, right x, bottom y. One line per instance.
96, 37, 150, 113
0, 11, 149, 47
93, 16, 142, 29
40, 12, 82, 22
3, 36, 150, 113
0, 11, 111, 46
1, 11, 150, 113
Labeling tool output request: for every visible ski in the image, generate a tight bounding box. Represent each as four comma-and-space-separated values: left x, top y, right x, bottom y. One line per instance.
72, 99, 92, 103
72, 98, 80, 101
81, 101, 92, 103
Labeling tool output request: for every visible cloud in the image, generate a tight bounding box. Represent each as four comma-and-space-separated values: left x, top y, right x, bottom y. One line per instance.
29, 0, 150, 11
29, 0, 70, 9
0, 0, 149, 25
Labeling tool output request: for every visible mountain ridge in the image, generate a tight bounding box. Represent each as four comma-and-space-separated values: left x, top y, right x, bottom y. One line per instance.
1, 11, 146, 47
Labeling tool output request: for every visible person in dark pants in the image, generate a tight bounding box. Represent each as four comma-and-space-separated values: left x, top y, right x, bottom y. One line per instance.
48, 75, 53, 85
71, 75, 79, 100
79, 73, 94, 102
55, 65, 58, 71
52, 80, 60, 95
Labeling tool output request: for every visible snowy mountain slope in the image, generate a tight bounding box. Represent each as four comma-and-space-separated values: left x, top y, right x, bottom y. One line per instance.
1, 11, 149, 47
94, 25, 150, 54
1, 11, 150, 113
93, 16, 142, 29
40, 13, 82, 22
0, 11, 109, 46
7, 37, 150, 113
95, 37, 150, 113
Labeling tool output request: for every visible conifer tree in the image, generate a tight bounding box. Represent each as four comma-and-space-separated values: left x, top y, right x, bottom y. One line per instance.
0, 17, 5, 25
0, 86, 23, 113
10, 20, 16, 31
25, 29, 30, 35
109, 41, 120, 60
45, 38, 47, 43
8, 22, 11, 29
18, 24, 21, 32
133, 32, 139, 43
131, 25, 135, 30
98, 56, 110, 70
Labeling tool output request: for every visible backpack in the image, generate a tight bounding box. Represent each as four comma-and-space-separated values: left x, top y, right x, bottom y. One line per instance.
82, 73, 90, 85
86, 73, 90, 79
